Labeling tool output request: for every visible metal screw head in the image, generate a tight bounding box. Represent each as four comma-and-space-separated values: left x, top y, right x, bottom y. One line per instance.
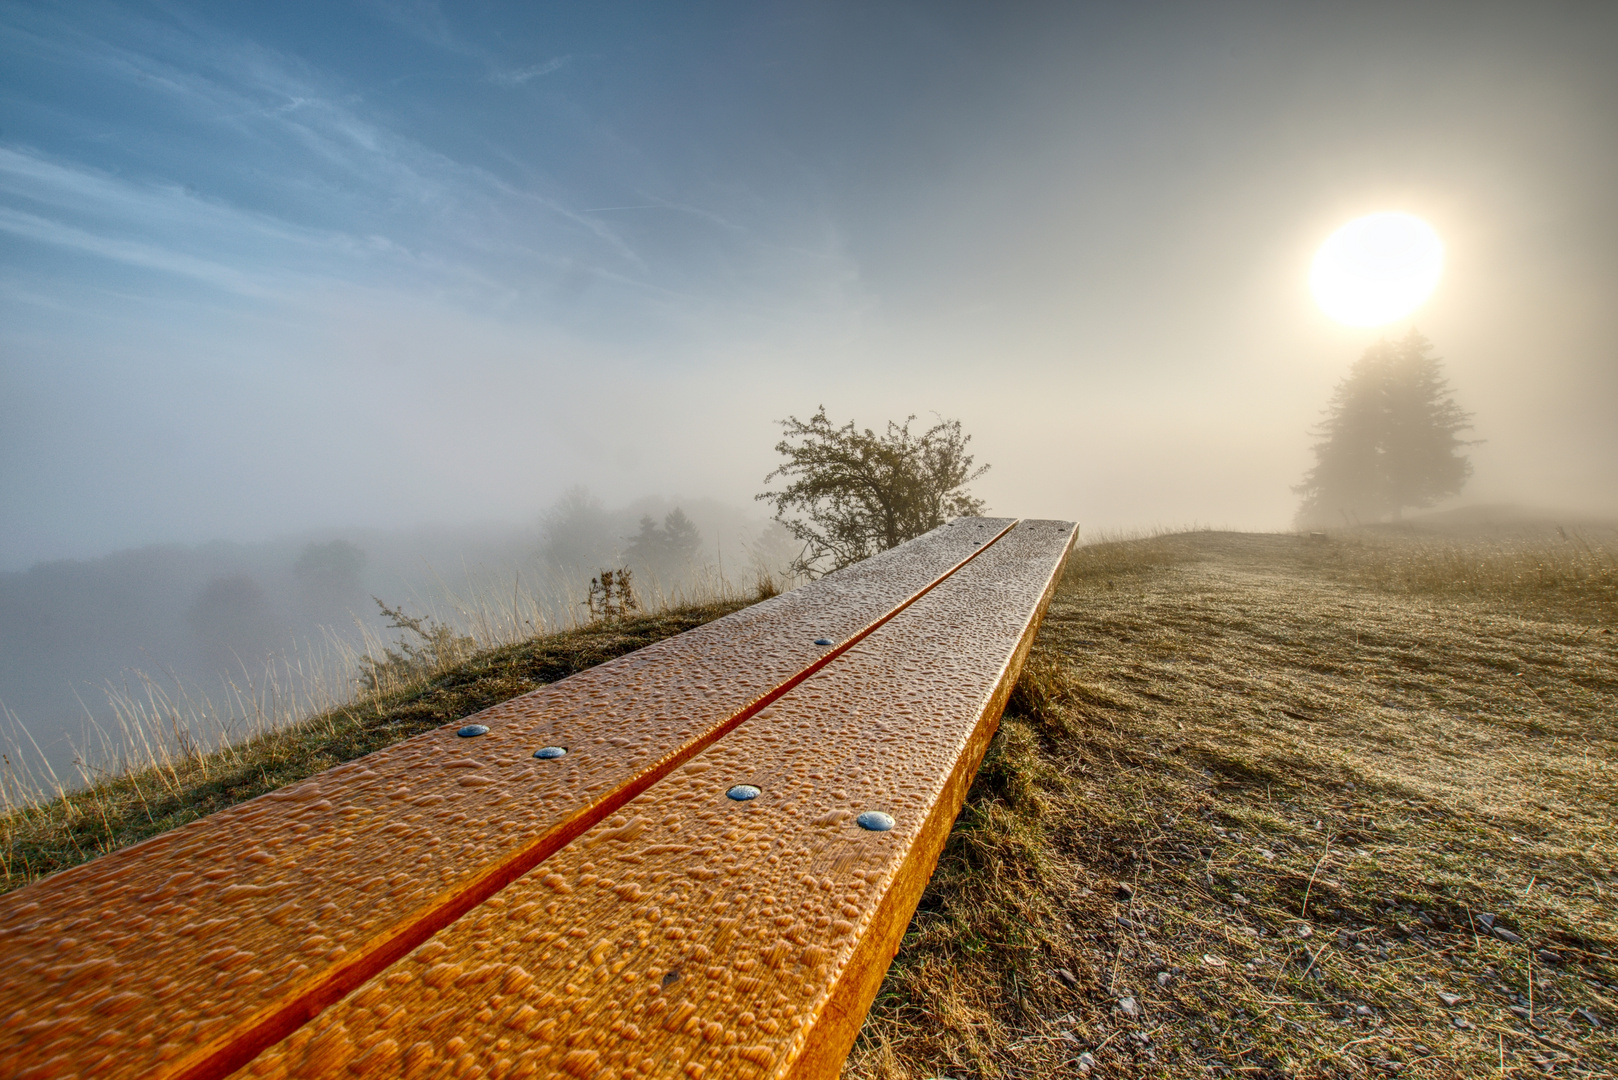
856, 811, 895, 832
533, 746, 568, 759
813, 638, 834, 646
457, 724, 490, 738
726, 785, 761, 801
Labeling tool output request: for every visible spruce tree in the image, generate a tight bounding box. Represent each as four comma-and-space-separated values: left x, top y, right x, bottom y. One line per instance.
1295, 331, 1472, 527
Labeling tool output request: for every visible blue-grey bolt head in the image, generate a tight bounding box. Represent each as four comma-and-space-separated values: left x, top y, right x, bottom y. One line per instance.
457, 724, 490, 738
813, 638, 834, 646
726, 785, 761, 801
856, 811, 896, 832
533, 746, 568, 759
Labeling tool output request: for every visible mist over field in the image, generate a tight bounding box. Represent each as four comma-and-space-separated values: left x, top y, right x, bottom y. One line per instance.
3, 3, 1618, 773
0, 495, 794, 779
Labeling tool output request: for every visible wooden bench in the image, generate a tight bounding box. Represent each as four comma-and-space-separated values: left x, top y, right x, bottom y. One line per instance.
0, 518, 1076, 1080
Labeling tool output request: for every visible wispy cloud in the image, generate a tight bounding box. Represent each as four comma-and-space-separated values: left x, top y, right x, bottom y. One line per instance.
0, 2, 867, 342
489, 56, 570, 87
0, 204, 272, 296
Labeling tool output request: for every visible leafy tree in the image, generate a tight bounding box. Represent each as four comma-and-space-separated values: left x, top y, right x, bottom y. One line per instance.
188, 574, 280, 670
293, 539, 366, 586
293, 539, 367, 618
539, 487, 615, 571
1294, 330, 1473, 527
757, 407, 989, 575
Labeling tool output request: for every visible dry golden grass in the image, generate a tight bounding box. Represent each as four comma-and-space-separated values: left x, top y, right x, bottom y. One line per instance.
1302, 523, 1618, 626
847, 529, 1617, 1078
0, 598, 751, 895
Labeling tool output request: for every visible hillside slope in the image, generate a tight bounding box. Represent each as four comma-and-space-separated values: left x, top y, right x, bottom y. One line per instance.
1, 598, 752, 893
851, 531, 1617, 1078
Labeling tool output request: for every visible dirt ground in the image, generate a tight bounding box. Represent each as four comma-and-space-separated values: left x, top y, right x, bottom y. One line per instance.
848, 530, 1617, 1079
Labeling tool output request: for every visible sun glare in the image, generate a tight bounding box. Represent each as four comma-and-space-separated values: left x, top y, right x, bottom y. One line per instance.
1310, 212, 1443, 327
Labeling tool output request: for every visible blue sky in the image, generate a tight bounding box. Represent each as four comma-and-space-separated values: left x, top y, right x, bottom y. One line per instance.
4, 2, 1617, 567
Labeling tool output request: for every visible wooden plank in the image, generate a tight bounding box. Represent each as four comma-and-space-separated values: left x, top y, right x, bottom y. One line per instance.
0, 520, 1016, 1080
240, 519, 1076, 1079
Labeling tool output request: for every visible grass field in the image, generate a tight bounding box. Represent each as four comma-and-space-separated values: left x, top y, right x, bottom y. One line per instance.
5, 525, 1614, 1076
848, 529, 1617, 1078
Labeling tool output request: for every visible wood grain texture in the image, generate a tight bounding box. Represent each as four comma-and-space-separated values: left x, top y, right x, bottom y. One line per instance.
0, 520, 1015, 1080
239, 519, 1076, 1080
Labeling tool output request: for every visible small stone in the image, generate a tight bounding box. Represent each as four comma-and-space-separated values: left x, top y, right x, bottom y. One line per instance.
1453, 1017, 1474, 1030
1492, 926, 1522, 944
1058, 1030, 1081, 1047
1355, 1005, 1373, 1017
1475, 912, 1496, 930
1202, 954, 1227, 968
1535, 949, 1562, 965
1296, 924, 1313, 939
1509, 1005, 1531, 1021
1574, 1007, 1601, 1028
1156, 971, 1172, 987
1199, 847, 1213, 858
1054, 968, 1080, 989
1076, 1051, 1096, 1074
1115, 881, 1135, 901
1231, 893, 1250, 906
1438, 992, 1464, 1007
1115, 996, 1139, 1019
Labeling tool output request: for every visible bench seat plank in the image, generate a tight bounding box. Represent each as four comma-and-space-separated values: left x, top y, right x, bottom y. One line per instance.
0, 521, 1016, 1080
241, 520, 1075, 1079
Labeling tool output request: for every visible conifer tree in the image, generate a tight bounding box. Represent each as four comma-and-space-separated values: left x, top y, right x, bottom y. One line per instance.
625, 508, 704, 587
1295, 330, 1472, 526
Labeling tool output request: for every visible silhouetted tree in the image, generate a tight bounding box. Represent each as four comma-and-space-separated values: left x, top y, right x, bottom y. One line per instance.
1295, 330, 1472, 527
625, 508, 703, 587
187, 574, 279, 670
757, 407, 989, 575
293, 539, 367, 619
539, 487, 615, 571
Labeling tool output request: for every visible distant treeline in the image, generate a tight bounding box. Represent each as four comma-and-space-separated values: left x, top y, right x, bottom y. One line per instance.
0, 492, 797, 776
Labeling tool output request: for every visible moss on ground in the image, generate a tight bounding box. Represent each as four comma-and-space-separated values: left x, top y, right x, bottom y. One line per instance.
0, 598, 751, 894
848, 531, 1617, 1079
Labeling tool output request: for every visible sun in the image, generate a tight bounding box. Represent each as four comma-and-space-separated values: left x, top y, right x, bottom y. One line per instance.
1310, 212, 1443, 327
